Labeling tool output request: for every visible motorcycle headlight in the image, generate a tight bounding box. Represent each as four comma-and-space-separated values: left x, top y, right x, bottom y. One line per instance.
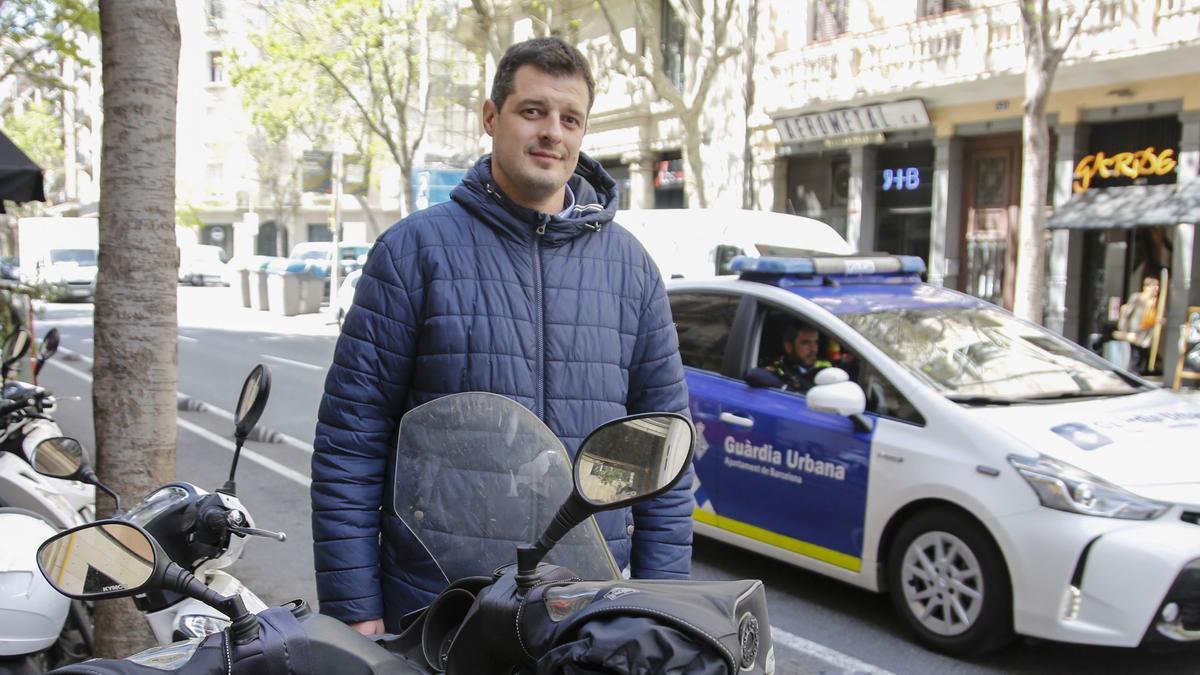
1008, 454, 1168, 520
177, 614, 230, 638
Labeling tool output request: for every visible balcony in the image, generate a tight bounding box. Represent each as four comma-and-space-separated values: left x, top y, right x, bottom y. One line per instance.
765, 0, 1200, 114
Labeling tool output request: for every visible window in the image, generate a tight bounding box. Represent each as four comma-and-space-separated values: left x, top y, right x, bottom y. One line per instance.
812, 0, 847, 41
206, 0, 224, 20
207, 51, 224, 83
921, 0, 968, 17
670, 293, 740, 371
755, 307, 924, 424
205, 162, 224, 195
307, 224, 333, 242
660, 0, 686, 90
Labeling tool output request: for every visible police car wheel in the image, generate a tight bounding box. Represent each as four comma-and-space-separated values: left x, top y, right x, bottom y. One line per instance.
886, 508, 1013, 656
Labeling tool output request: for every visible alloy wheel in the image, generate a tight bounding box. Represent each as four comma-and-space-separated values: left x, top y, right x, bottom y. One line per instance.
899, 530, 985, 637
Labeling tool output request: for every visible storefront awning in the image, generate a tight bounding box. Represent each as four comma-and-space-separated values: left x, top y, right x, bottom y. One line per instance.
1047, 183, 1200, 230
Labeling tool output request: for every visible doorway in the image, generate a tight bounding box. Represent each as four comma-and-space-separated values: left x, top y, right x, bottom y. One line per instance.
961, 135, 1020, 308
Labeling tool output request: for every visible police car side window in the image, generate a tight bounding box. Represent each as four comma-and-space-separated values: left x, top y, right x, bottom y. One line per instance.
854, 357, 925, 426
670, 293, 740, 371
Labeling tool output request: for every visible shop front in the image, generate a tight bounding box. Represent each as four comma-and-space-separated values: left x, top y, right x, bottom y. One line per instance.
1048, 115, 1198, 379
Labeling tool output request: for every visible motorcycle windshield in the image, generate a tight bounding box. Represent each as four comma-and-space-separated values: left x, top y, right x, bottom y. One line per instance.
393, 392, 619, 583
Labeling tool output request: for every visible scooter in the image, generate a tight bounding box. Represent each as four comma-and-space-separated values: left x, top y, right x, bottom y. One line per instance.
33, 390, 775, 674
27, 366, 278, 644
0, 328, 94, 530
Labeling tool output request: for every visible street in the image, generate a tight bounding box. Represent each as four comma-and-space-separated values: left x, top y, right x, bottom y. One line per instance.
35, 287, 1199, 674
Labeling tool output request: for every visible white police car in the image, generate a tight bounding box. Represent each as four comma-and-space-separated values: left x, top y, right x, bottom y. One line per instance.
668, 254, 1200, 656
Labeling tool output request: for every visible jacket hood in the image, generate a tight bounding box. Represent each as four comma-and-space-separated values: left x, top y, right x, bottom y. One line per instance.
451, 152, 618, 246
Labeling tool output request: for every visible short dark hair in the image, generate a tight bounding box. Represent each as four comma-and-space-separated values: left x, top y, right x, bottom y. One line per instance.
490, 37, 595, 113
782, 322, 818, 344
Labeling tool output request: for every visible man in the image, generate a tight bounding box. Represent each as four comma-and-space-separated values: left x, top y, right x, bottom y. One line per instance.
748, 322, 831, 393
311, 37, 693, 636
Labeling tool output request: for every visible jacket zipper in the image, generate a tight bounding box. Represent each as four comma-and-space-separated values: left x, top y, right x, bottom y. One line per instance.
533, 213, 549, 419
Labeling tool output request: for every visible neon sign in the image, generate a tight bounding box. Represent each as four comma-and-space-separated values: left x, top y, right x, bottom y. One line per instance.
882, 167, 921, 191
1073, 146, 1176, 193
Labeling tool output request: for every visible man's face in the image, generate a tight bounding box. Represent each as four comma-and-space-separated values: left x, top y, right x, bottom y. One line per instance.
482, 64, 588, 214
784, 330, 820, 368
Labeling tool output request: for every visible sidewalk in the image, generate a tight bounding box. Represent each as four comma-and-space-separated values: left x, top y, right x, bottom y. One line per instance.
178, 286, 340, 338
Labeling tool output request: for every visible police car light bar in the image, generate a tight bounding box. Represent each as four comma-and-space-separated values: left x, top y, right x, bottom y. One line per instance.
729, 255, 927, 276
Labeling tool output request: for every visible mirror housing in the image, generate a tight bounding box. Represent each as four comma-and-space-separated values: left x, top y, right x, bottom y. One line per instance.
38, 520, 259, 642
234, 364, 271, 442
516, 413, 695, 588
30, 436, 87, 479
223, 365, 272, 495
1, 329, 31, 379
38, 328, 59, 361
806, 368, 867, 416
30, 436, 123, 513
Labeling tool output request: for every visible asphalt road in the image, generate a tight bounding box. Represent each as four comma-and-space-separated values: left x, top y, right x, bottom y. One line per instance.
33, 287, 1200, 674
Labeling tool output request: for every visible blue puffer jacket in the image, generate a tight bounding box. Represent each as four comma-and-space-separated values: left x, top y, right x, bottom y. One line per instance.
312, 153, 693, 628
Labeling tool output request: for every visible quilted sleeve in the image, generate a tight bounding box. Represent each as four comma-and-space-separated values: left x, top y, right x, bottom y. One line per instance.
311, 237, 420, 622
626, 258, 694, 580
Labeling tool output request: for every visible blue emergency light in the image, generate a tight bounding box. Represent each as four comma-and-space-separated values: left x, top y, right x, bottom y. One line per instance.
729, 254, 926, 277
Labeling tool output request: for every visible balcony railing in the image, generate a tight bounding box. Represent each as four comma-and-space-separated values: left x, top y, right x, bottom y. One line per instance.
765, 0, 1200, 112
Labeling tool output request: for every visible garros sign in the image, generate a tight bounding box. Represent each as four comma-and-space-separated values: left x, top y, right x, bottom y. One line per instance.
1073, 146, 1176, 193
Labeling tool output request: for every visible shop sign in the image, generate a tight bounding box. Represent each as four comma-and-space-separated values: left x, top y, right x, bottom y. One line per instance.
1073, 146, 1176, 193
823, 133, 885, 149
881, 167, 921, 191
775, 100, 929, 144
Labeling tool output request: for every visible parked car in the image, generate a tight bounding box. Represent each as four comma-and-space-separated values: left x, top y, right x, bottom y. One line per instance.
288, 242, 371, 276
669, 253, 1200, 656
178, 244, 229, 286
335, 269, 361, 326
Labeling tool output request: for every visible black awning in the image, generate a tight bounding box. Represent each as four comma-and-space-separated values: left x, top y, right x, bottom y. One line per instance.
0, 129, 46, 214
1046, 183, 1200, 230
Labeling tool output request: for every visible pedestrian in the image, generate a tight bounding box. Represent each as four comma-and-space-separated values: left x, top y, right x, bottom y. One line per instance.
311, 36, 694, 635
1113, 275, 1162, 373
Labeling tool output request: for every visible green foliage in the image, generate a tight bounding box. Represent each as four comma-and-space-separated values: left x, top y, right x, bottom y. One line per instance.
2, 98, 63, 178
0, 0, 99, 95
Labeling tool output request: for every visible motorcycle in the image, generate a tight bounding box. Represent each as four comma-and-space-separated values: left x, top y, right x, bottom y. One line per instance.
33, 389, 775, 674
26, 366, 279, 645
0, 328, 95, 530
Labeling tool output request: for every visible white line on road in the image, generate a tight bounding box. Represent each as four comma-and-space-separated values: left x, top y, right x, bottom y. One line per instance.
46, 358, 312, 488
261, 353, 324, 371
178, 335, 199, 344
770, 627, 895, 675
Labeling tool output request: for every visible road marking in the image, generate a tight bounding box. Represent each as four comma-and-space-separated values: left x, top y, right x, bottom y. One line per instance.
46, 357, 312, 488
178, 335, 199, 344
261, 353, 323, 371
770, 627, 895, 675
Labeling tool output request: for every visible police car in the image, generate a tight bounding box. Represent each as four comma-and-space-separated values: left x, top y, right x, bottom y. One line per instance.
668, 254, 1200, 656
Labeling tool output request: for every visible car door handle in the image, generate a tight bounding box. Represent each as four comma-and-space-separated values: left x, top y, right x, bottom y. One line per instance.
719, 412, 754, 428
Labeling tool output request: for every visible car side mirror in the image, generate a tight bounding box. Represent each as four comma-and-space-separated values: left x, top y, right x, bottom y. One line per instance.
806, 367, 867, 416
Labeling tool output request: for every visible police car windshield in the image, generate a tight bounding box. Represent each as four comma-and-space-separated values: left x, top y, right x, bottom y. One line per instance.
840, 306, 1142, 401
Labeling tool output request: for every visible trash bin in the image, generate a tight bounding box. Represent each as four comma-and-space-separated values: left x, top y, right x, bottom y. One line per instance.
266, 260, 324, 316
231, 260, 253, 309
249, 258, 274, 311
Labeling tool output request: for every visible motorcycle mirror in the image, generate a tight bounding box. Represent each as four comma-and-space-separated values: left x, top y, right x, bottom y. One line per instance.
234, 364, 271, 442
37, 520, 259, 642
223, 365, 272, 495
37, 520, 158, 600
38, 328, 59, 361
30, 436, 123, 514
1, 329, 31, 379
574, 414, 695, 508
30, 436, 86, 479
516, 413, 695, 588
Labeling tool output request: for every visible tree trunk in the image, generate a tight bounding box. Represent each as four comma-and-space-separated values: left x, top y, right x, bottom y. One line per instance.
94, 0, 180, 657
1012, 52, 1053, 323
742, 0, 759, 210
399, 166, 413, 219
681, 113, 708, 208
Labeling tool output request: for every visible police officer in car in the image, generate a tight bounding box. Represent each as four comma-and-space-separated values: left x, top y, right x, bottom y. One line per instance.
747, 322, 832, 393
